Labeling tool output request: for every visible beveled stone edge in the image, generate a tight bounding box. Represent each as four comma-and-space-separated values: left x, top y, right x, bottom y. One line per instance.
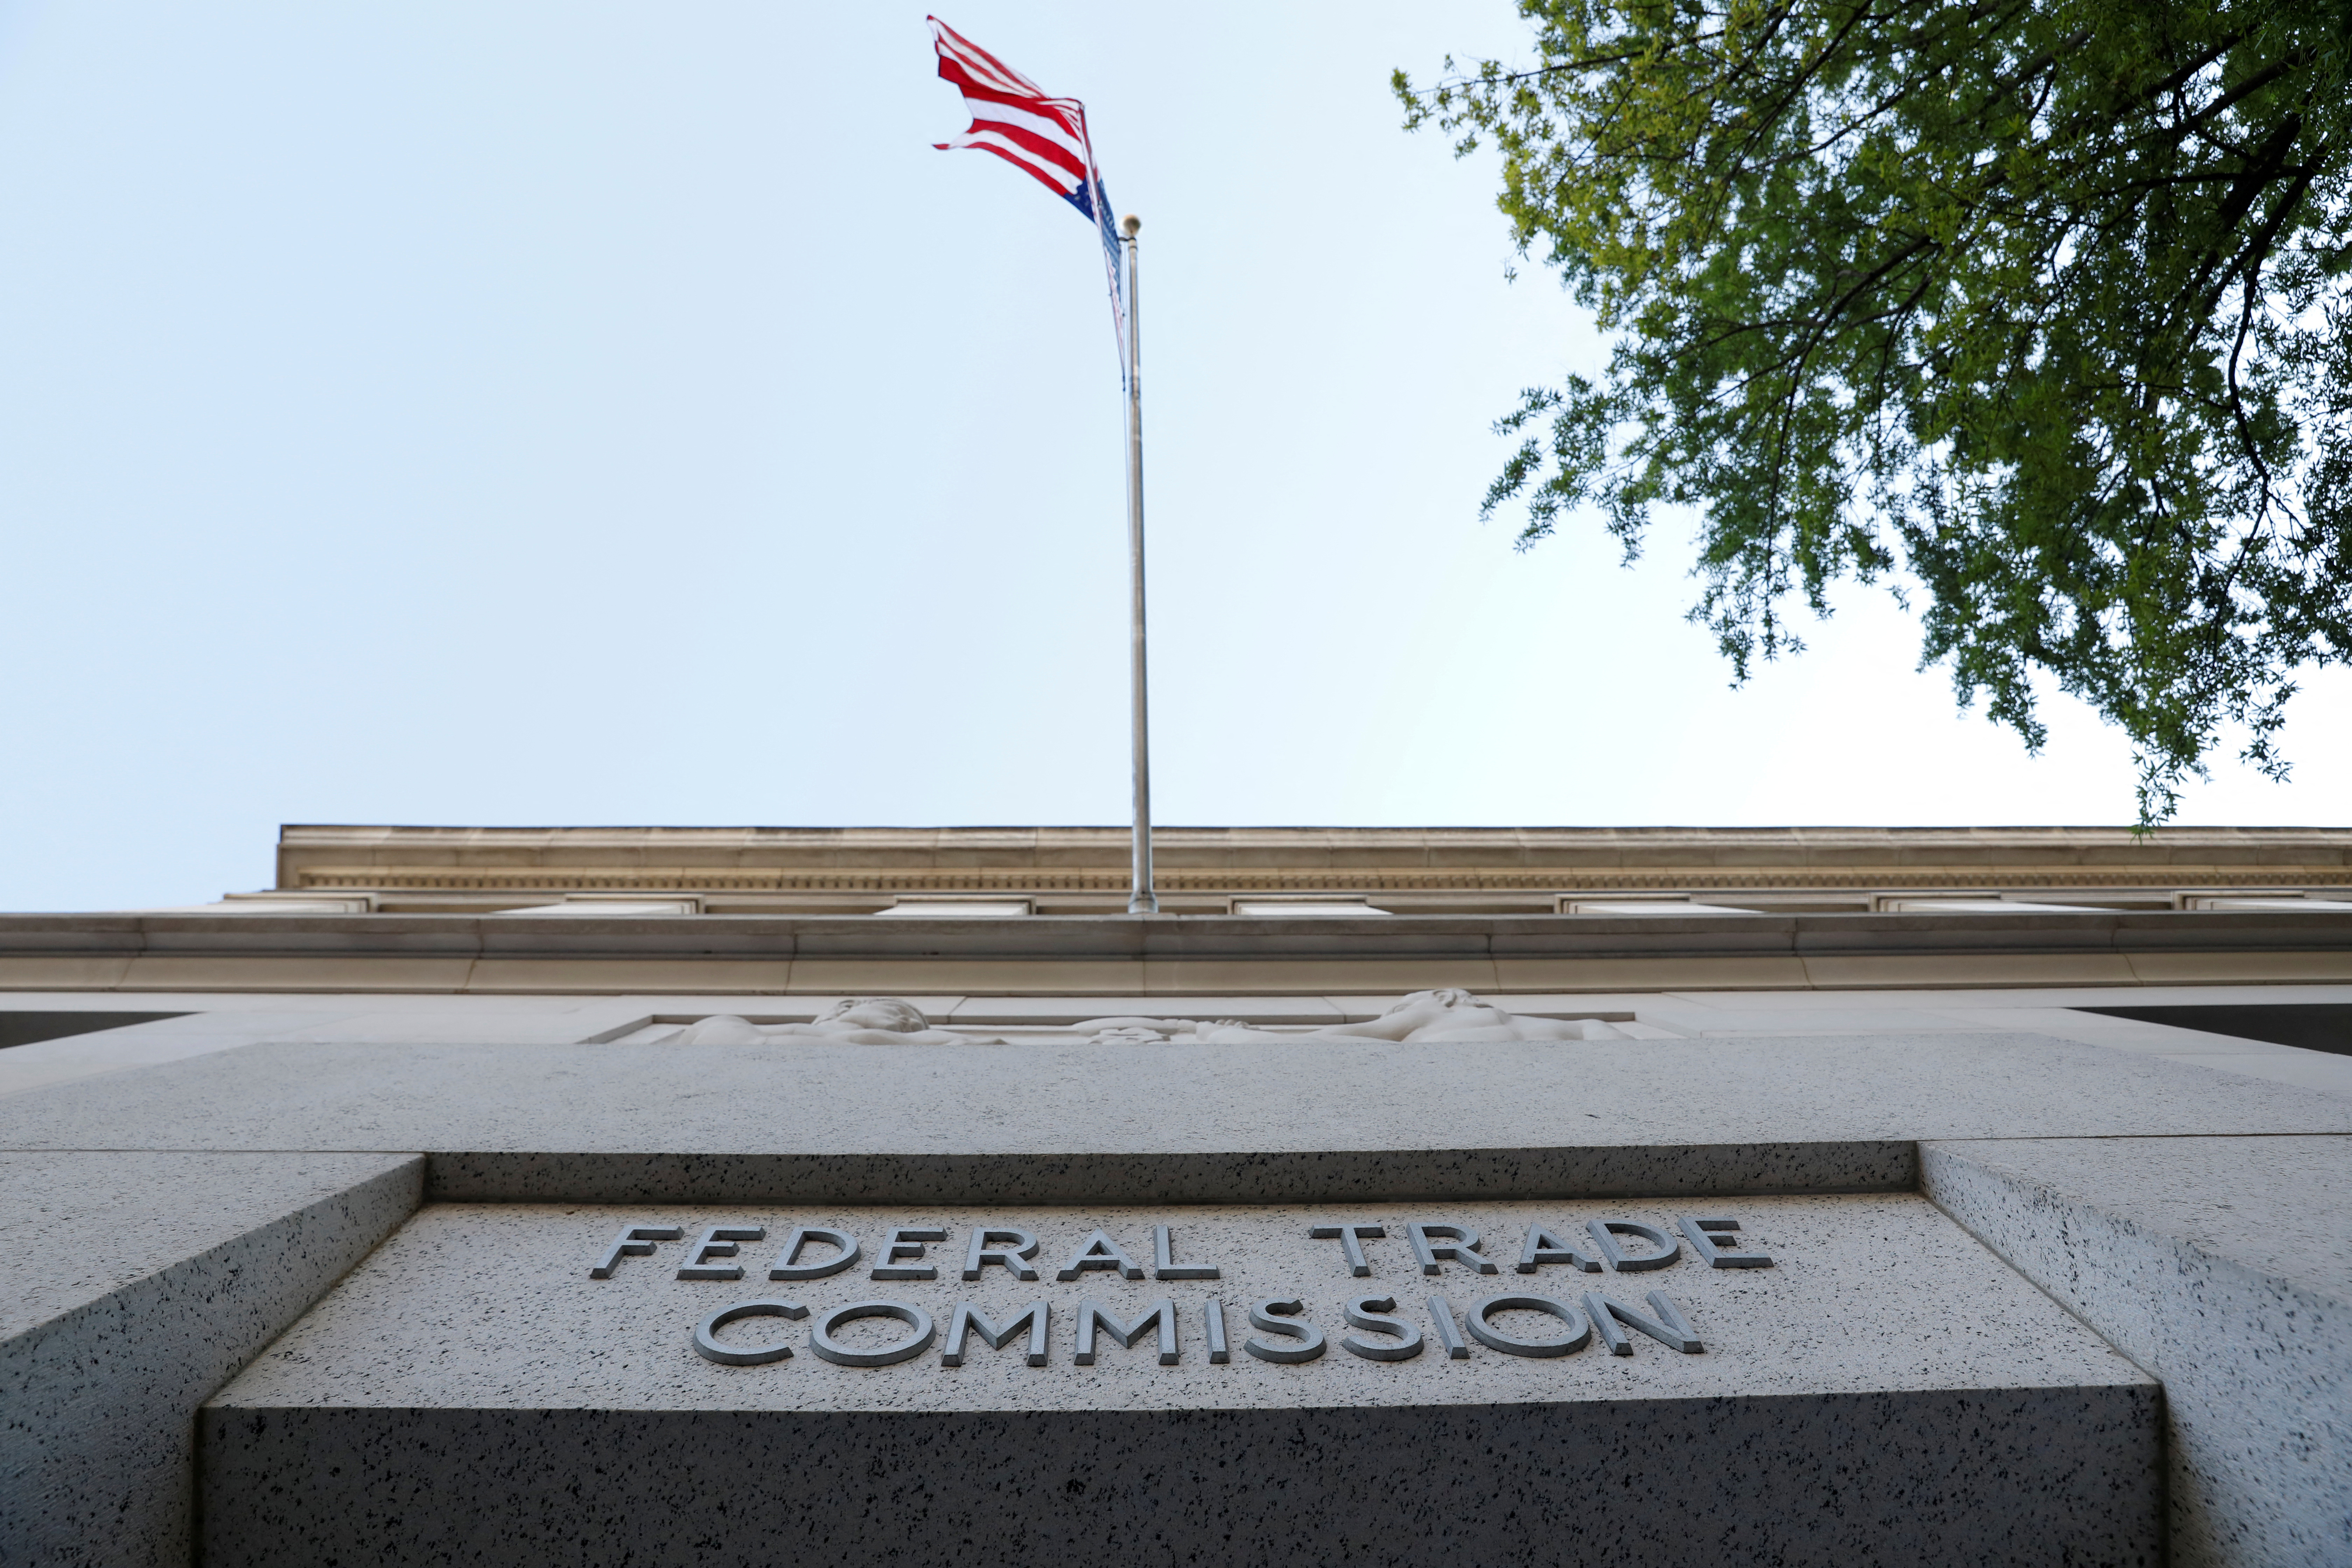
420, 1141, 1918, 1205
0, 1154, 425, 1566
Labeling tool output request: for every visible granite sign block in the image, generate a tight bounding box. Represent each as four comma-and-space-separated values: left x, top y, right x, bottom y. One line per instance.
204, 1193, 2158, 1565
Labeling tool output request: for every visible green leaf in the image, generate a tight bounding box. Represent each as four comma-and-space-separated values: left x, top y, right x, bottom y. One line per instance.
1402, 0, 2352, 825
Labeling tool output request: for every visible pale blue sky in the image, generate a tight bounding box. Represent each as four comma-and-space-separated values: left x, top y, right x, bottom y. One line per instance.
0, 2, 2343, 910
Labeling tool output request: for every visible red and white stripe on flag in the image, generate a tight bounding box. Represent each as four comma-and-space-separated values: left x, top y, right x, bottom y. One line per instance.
927, 16, 1128, 367
926, 16, 1091, 215
927, 16, 1099, 219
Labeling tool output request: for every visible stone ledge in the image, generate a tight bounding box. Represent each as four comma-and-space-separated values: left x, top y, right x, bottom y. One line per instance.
4, 909, 2350, 960
3, 1034, 2342, 1163
1923, 1136, 2351, 1568
4, 909, 2349, 994
420, 1142, 1918, 1205
0, 1152, 422, 1564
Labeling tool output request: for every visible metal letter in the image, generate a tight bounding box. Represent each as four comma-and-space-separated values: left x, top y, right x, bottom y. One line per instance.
590, 1224, 682, 1278
1057, 1229, 1145, 1281
1152, 1224, 1220, 1280
1406, 1222, 1499, 1276
873, 1226, 947, 1281
962, 1228, 1041, 1282
1244, 1297, 1326, 1363
1465, 1293, 1590, 1358
767, 1227, 862, 1281
1204, 1297, 1229, 1363
1309, 1224, 1386, 1277
677, 1225, 765, 1281
809, 1300, 936, 1367
1075, 1299, 1179, 1366
1339, 1294, 1424, 1361
691, 1298, 807, 1366
1426, 1296, 1469, 1359
1586, 1219, 1680, 1272
1515, 1225, 1601, 1275
1583, 1290, 1704, 1354
1677, 1216, 1773, 1269
943, 1301, 1050, 1367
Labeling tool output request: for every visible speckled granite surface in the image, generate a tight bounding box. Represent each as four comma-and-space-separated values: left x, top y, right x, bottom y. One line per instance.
1926, 1136, 2351, 1568
0, 1030, 2343, 1203
419, 1141, 1917, 1203
201, 1194, 2156, 1564
0, 1151, 421, 1567
9, 1014, 2339, 1566
200, 1393, 2160, 1568
210, 1195, 2146, 1412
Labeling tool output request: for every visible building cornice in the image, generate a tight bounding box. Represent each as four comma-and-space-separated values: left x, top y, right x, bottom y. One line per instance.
278, 822, 2352, 863
5, 908, 2348, 996
280, 864, 2352, 894
274, 824, 2352, 906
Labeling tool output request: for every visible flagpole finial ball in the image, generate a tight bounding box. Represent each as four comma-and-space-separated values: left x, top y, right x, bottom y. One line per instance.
1120, 214, 1141, 237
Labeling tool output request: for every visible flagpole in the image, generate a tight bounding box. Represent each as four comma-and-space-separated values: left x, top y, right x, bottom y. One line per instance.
1120, 212, 1156, 915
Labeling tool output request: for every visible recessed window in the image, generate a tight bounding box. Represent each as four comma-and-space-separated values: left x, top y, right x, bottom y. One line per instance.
137, 897, 371, 913
492, 900, 698, 916
1877, 898, 2109, 913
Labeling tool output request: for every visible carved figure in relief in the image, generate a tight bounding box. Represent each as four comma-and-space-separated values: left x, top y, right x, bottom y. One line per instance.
1077, 988, 1627, 1044
667, 998, 996, 1046
662, 989, 1617, 1046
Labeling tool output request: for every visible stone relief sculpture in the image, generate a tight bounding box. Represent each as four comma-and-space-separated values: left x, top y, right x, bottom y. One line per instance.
662, 988, 1619, 1046
1075, 988, 1628, 1043
666, 998, 998, 1046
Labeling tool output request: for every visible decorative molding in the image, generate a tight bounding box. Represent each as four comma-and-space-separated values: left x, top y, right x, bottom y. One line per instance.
293, 865, 2352, 894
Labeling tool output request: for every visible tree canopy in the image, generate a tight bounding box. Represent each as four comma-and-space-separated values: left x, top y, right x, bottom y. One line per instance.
1400, 0, 2352, 822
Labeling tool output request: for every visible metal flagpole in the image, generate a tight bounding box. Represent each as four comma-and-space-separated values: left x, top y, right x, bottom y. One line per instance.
1119, 212, 1156, 915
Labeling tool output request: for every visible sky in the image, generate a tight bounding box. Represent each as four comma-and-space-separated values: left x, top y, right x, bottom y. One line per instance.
0, 2, 2343, 911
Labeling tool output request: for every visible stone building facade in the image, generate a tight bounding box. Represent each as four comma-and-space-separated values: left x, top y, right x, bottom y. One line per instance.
2, 824, 2346, 1566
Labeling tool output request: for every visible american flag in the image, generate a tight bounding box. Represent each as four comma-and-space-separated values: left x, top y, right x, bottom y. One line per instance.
928, 16, 1127, 363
